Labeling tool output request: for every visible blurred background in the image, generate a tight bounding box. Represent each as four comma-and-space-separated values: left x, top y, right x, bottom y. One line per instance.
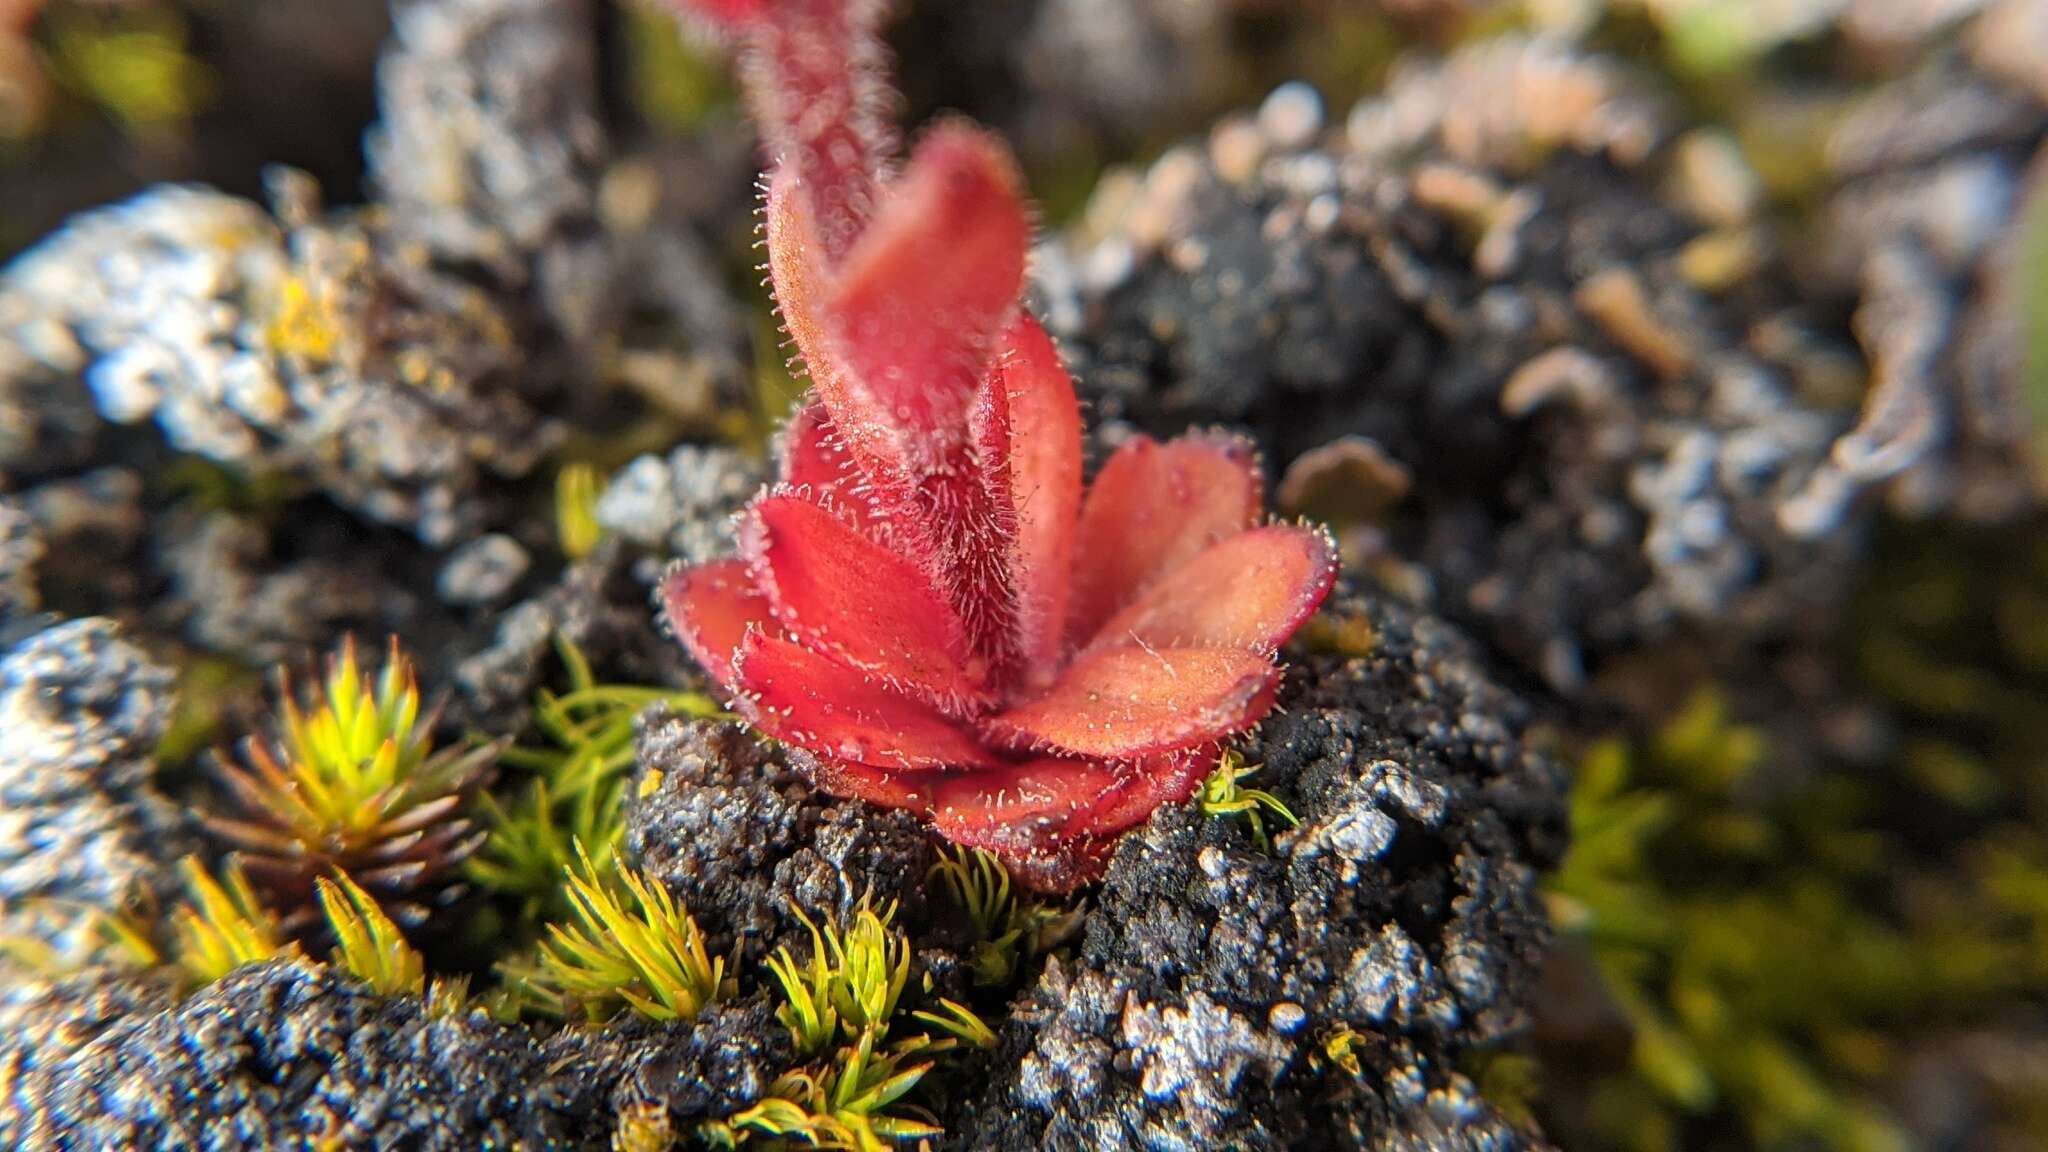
5, 2, 2048, 1150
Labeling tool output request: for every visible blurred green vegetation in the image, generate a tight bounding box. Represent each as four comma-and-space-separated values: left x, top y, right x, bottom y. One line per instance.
5, 2, 210, 147
621, 0, 733, 133
1542, 522, 2048, 1152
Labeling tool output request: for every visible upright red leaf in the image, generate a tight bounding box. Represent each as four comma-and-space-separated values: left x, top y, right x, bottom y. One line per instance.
981, 315, 1083, 687
688, 0, 889, 263
823, 124, 1031, 464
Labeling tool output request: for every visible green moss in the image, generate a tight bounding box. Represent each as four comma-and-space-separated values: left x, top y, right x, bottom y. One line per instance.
927, 845, 1080, 987
1544, 521, 2048, 1152
170, 856, 298, 989
44, 5, 211, 140
533, 843, 729, 1023
152, 653, 260, 770
715, 901, 991, 1150
317, 871, 425, 998
622, 0, 735, 132
468, 634, 723, 921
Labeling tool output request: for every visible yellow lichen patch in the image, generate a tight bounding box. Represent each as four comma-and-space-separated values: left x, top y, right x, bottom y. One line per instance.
266, 275, 345, 365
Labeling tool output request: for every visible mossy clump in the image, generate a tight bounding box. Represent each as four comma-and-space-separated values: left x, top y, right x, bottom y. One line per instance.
468, 634, 722, 924
530, 843, 729, 1024
1542, 636, 2048, 1152
316, 871, 426, 999
927, 845, 1079, 987
706, 900, 994, 1151
205, 637, 494, 929
169, 856, 298, 990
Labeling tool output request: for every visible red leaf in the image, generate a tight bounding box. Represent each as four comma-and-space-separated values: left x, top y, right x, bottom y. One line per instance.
732, 632, 996, 770
779, 402, 883, 534
791, 749, 935, 812
660, 559, 774, 692
1065, 432, 1263, 647
981, 315, 1083, 687
714, 0, 888, 262
1070, 750, 1212, 838
1086, 526, 1338, 656
992, 831, 1119, 893
767, 146, 1030, 672
981, 646, 1281, 761
742, 494, 988, 707
930, 758, 1123, 855
822, 124, 1029, 465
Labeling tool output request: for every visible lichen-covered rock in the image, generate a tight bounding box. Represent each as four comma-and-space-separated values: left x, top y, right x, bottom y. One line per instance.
1042, 38, 1871, 689
626, 716, 938, 962
0, 958, 787, 1151
0, 177, 557, 546
368, 0, 606, 278
595, 444, 763, 570
0, 619, 187, 955
950, 587, 1564, 1150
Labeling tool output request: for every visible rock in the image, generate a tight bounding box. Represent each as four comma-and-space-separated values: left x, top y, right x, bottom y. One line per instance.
0, 620, 188, 956
448, 539, 689, 732
154, 508, 395, 665
951, 587, 1566, 1149
1041, 35, 1872, 691
368, 0, 606, 278
0, 178, 557, 547
594, 444, 763, 566
436, 532, 530, 606
626, 716, 938, 964
0, 958, 787, 1150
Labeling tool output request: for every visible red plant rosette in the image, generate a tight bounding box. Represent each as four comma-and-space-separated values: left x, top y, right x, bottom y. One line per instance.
660, 0, 1336, 889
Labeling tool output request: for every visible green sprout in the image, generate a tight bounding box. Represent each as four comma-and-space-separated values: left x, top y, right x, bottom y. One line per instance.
469, 634, 723, 919
170, 856, 297, 988
721, 1030, 944, 1152
765, 902, 910, 1058
708, 896, 997, 1150
316, 871, 425, 998
1199, 750, 1300, 851
536, 843, 728, 1023
927, 844, 1079, 986
1322, 1027, 1364, 1078
908, 996, 999, 1050
556, 463, 606, 560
